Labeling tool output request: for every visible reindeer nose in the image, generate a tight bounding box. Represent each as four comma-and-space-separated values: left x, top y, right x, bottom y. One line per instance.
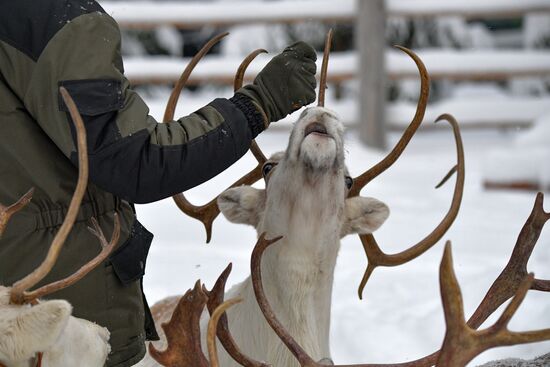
304, 122, 328, 137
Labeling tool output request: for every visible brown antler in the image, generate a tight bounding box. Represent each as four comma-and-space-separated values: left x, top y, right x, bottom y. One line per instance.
149, 281, 210, 367
250, 233, 320, 367
23, 216, 120, 302
0, 188, 34, 237
9, 87, 119, 305
207, 297, 243, 367
204, 264, 270, 367
436, 242, 550, 367
317, 28, 333, 107
149, 279, 245, 367
357, 113, 465, 299
349, 46, 430, 198
393, 192, 550, 367
165, 35, 268, 243
163, 32, 229, 123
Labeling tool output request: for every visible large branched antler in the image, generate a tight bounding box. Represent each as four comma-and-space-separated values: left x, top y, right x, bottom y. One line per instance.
391, 192, 550, 367
9, 87, 119, 305
357, 113, 465, 299
149, 281, 210, 367
149, 279, 244, 367
436, 242, 550, 367
164, 33, 269, 243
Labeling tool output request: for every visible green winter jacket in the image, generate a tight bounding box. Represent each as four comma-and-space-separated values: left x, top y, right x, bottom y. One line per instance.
0, 0, 266, 366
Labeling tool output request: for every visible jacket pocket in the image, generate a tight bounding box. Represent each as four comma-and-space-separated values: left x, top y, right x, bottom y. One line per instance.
109, 219, 153, 286
58, 79, 124, 116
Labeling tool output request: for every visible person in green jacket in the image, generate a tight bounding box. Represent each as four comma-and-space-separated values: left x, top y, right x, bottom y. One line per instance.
0, 0, 317, 365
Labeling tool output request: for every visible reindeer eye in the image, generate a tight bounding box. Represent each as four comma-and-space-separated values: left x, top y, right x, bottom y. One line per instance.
262, 163, 275, 177
345, 176, 353, 190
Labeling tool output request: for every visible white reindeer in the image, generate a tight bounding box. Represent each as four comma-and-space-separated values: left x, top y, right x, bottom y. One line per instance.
212, 106, 389, 366
0, 88, 114, 367
138, 105, 389, 367
0, 286, 111, 367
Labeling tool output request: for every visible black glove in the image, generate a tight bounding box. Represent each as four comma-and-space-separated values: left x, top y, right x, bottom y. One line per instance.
237, 41, 317, 123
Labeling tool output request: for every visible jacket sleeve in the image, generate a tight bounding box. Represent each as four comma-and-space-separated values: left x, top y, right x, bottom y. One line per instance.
23, 11, 267, 204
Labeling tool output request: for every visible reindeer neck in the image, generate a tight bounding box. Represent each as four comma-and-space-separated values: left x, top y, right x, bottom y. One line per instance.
258, 162, 345, 285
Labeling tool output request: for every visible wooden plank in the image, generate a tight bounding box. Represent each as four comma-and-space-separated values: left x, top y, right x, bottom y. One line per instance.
124, 51, 550, 85
387, 0, 550, 19
101, 0, 550, 29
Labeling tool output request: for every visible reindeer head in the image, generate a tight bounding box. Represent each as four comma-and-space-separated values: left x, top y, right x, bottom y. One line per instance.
218, 31, 388, 241
217, 106, 389, 240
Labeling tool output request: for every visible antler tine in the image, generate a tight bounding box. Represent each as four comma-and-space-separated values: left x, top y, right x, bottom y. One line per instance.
357, 114, 465, 299
163, 32, 229, 123
251, 233, 319, 367
10, 87, 89, 305
466, 191, 550, 329
22, 214, 120, 303
205, 263, 270, 367
436, 242, 550, 367
0, 187, 34, 237
234, 48, 268, 92
349, 46, 430, 198
207, 297, 243, 367
317, 28, 333, 107
169, 46, 269, 243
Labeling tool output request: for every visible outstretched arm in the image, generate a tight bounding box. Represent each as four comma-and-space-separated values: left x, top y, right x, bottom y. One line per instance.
24, 8, 316, 204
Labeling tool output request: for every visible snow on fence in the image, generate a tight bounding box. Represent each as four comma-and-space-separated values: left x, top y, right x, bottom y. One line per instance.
125, 50, 550, 85
100, 0, 550, 145
101, 0, 550, 28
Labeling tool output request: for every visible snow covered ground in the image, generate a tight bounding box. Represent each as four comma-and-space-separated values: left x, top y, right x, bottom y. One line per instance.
136, 92, 550, 366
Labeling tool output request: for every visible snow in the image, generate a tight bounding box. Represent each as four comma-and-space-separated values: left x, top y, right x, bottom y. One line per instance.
123, 50, 550, 83
99, 0, 550, 26
100, 1, 354, 27
136, 92, 550, 366
482, 113, 550, 188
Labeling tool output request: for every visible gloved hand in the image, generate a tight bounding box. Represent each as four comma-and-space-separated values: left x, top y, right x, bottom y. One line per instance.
237, 41, 317, 123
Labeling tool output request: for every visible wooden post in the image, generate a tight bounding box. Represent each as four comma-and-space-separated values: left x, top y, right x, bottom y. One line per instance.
357, 0, 386, 149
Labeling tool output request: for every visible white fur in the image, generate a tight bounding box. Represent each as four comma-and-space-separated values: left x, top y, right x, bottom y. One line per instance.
139, 107, 389, 367
0, 286, 111, 367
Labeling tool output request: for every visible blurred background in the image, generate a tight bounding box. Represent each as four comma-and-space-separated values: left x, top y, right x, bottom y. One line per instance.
97, 0, 550, 365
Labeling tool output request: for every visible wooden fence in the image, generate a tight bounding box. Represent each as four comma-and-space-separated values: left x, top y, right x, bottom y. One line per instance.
101, 0, 550, 148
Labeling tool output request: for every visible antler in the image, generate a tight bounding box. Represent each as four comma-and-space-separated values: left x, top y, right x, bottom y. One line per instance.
349, 46, 430, 198
149, 278, 245, 367
436, 242, 550, 367
250, 233, 320, 367
164, 34, 268, 243
356, 113, 465, 299
207, 297, 243, 367
317, 28, 333, 107
0, 188, 34, 237
251, 232, 550, 367
9, 87, 119, 305
203, 264, 270, 367
149, 281, 210, 367
394, 192, 550, 367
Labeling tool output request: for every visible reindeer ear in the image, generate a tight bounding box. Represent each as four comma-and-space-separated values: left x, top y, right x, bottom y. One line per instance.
218, 187, 265, 227
341, 197, 389, 237
0, 300, 71, 362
